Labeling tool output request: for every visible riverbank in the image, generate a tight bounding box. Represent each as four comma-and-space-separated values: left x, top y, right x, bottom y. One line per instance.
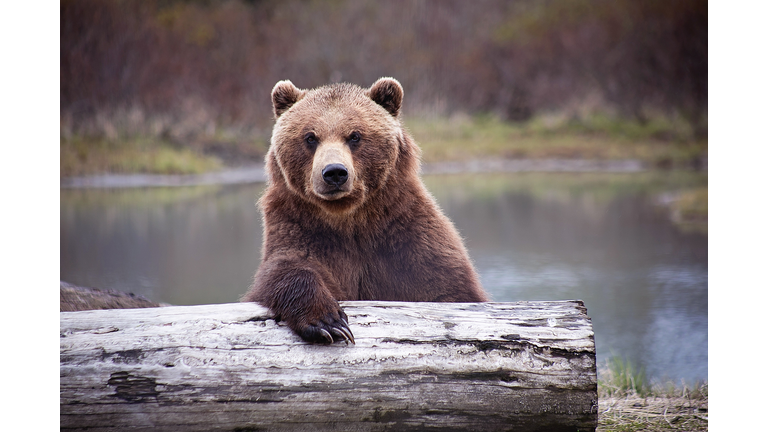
60, 113, 707, 178
597, 390, 708, 431
60, 160, 707, 236
60, 159, 656, 189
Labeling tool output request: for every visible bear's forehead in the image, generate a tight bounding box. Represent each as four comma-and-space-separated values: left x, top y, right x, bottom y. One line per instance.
302, 84, 372, 112
283, 85, 394, 133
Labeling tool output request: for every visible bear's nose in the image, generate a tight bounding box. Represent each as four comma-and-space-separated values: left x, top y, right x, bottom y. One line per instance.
322, 163, 349, 187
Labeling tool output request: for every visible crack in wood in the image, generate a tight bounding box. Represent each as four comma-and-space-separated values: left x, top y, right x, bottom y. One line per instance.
107, 371, 159, 403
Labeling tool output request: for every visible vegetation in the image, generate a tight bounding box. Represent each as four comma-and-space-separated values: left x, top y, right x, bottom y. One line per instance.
407, 114, 706, 169
597, 357, 708, 431
600, 356, 651, 397
60, 136, 224, 177
60, 112, 707, 176
61, 0, 706, 130
60, 0, 706, 176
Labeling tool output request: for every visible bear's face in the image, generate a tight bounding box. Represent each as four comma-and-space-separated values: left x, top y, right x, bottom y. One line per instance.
268, 78, 406, 215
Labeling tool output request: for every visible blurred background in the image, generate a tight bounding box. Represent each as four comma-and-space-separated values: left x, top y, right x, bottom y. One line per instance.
61, 0, 706, 174
60, 0, 707, 389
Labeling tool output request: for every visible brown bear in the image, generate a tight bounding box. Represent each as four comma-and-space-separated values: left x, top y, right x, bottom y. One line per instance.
242, 77, 489, 344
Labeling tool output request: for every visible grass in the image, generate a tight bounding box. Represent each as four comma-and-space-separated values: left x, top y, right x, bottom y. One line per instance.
597, 357, 708, 431
61, 136, 224, 177
600, 356, 651, 397
405, 112, 707, 169
60, 111, 707, 176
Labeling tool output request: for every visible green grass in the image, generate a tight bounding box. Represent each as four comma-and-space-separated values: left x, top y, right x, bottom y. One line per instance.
404, 113, 707, 168
61, 111, 707, 177
599, 356, 651, 397
61, 136, 224, 177
598, 355, 707, 399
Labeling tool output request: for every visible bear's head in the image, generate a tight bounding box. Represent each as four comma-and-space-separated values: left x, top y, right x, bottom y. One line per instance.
267, 77, 416, 215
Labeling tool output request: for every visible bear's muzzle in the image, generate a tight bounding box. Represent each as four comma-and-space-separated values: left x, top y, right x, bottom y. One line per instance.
311, 140, 356, 200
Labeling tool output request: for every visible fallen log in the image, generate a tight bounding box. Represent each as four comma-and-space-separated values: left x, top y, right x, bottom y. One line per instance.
60, 281, 165, 311
60, 301, 597, 431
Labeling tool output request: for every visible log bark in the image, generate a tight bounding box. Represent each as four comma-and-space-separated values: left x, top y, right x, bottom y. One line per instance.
60, 301, 597, 431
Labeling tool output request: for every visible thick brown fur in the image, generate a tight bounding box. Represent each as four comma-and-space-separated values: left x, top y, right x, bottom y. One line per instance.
242, 78, 489, 344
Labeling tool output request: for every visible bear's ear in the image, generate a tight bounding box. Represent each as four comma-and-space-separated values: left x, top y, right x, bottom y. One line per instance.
367, 77, 403, 117
272, 80, 305, 118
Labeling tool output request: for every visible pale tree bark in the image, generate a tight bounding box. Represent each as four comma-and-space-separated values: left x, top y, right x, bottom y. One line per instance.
61, 300, 597, 431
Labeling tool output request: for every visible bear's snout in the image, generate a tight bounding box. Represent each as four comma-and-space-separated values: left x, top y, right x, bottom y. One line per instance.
310, 140, 356, 202
322, 163, 349, 187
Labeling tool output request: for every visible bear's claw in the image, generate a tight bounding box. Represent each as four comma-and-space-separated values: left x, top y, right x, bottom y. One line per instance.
319, 328, 333, 343
297, 308, 355, 345
300, 322, 354, 345
331, 327, 355, 345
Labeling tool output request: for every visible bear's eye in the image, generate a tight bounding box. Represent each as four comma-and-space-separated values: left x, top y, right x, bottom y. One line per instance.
304, 132, 318, 147
349, 132, 361, 143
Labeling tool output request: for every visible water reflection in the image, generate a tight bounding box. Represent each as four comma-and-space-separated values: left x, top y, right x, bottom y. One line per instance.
60, 171, 707, 382
424, 172, 707, 382
61, 184, 265, 305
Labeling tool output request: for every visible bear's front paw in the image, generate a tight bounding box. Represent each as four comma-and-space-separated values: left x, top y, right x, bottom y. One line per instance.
295, 307, 354, 345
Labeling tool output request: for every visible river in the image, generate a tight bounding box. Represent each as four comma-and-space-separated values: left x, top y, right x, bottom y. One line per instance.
60, 170, 707, 383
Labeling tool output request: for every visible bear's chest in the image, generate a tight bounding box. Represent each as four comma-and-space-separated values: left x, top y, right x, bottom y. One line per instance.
300, 229, 408, 300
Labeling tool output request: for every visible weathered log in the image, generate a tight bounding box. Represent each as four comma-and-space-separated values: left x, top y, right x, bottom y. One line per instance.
60, 301, 597, 431
60, 281, 165, 311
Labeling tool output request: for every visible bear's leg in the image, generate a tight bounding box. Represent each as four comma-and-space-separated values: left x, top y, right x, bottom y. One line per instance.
246, 261, 354, 344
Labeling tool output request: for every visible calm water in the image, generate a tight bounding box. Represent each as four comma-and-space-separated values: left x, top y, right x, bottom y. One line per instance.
60, 171, 707, 383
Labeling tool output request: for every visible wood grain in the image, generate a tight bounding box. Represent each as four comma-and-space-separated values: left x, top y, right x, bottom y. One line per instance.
60, 301, 597, 431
